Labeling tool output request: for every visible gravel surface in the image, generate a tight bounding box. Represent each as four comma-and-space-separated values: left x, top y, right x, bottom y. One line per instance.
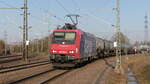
0, 56, 115, 84
17, 69, 67, 84
47, 57, 115, 84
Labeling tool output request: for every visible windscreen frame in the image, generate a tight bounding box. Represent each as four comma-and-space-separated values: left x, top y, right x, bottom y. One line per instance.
52, 32, 76, 44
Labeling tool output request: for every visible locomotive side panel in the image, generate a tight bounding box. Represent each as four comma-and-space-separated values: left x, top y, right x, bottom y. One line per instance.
80, 32, 97, 58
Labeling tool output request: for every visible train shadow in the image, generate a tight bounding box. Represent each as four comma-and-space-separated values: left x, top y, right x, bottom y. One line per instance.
53, 60, 92, 70
53, 57, 115, 70
53, 66, 74, 70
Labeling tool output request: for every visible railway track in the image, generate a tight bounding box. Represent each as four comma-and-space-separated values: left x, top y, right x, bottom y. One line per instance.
0, 56, 116, 84
0, 54, 22, 64
9, 68, 72, 84
41, 58, 114, 84
0, 54, 21, 59
92, 58, 115, 84
0, 57, 22, 64
93, 66, 109, 84
0, 60, 50, 73
1, 56, 116, 83
41, 70, 72, 84
0, 55, 36, 64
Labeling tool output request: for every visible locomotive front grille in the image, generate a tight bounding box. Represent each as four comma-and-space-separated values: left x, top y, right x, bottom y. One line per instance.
50, 54, 75, 63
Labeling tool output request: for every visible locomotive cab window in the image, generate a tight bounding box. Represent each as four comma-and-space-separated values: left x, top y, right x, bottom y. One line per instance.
65, 32, 76, 40
53, 32, 76, 44
54, 32, 65, 40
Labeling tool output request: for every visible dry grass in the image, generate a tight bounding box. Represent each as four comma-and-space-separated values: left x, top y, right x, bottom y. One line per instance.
128, 54, 150, 84
105, 69, 127, 84
105, 61, 128, 84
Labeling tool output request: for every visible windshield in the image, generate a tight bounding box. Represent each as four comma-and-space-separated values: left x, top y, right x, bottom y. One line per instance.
52, 32, 76, 44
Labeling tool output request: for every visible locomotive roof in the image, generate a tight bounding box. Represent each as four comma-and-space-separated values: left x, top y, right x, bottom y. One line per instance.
53, 29, 82, 32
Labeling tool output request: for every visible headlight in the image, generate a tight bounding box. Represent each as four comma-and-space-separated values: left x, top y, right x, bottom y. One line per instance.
52, 50, 57, 53
69, 51, 74, 53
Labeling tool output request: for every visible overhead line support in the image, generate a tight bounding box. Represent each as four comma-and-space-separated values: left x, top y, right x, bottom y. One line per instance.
23, 0, 29, 62
115, 0, 122, 73
0, 0, 29, 62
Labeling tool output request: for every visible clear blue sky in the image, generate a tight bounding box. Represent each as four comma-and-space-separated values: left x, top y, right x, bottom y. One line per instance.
0, 0, 149, 44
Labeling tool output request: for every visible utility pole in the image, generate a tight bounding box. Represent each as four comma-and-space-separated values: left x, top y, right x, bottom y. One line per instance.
144, 13, 148, 44
22, 0, 29, 62
36, 39, 39, 54
115, 0, 122, 73
0, 1, 29, 61
41, 39, 44, 52
4, 31, 8, 56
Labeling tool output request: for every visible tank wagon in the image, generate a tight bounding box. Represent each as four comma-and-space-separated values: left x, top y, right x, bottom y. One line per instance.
96, 38, 114, 57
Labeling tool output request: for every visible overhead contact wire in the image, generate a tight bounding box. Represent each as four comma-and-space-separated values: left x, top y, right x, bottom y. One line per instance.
55, 0, 71, 14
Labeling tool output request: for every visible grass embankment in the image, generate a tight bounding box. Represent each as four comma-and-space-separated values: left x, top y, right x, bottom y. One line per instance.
128, 54, 150, 84
106, 70, 127, 84
105, 57, 128, 84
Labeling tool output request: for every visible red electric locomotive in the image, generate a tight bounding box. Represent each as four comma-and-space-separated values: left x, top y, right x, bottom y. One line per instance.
49, 23, 97, 67
49, 14, 117, 67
